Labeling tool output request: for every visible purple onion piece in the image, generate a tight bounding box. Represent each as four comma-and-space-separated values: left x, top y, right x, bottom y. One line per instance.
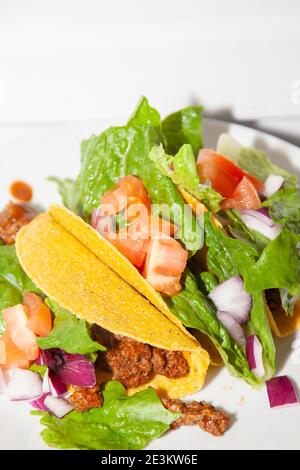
30, 393, 50, 411
216, 311, 246, 346
246, 335, 265, 377
266, 376, 299, 408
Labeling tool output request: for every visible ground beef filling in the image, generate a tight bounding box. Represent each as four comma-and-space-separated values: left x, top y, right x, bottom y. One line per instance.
162, 399, 230, 436
105, 336, 189, 389
0, 202, 36, 245
265, 289, 284, 318
69, 385, 103, 412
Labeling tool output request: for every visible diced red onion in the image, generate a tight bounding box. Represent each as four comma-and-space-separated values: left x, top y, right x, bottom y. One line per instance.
42, 349, 96, 388
30, 393, 50, 411
43, 395, 74, 419
216, 311, 246, 346
240, 210, 282, 240
55, 354, 96, 387
5, 369, 43, 401
263, 174, 284, 198
209, 275, 251, 324
0, 368, 6, 394
246, 335, 265, 377
266, 376, 299, 408
48, 371, 67, 397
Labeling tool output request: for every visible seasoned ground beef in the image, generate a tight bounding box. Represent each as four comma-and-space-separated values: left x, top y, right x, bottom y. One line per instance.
0, 202, 36, 245
105, 334, 190, 389
106, 337, 153, 388
162, 399, 230, 436
69, 385, 103, 412
152, 348, 189, 378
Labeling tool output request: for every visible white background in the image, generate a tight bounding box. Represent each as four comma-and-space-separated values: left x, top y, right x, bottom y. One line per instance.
0, 0, 300, 145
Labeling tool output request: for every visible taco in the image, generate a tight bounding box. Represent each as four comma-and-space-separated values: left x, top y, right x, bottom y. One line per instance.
16, 211, 209, 399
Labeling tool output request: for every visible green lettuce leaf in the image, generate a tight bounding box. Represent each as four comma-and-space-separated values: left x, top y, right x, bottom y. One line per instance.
280, 288, 300, 316
37, 299, 105, 355
33, 381, 178, 450
29, 363, 47, 379
0, 312, 5, 335
149, 144, 222, 212
0, 245, 41, 313
245, 230, 300, 297
261, 186, 300, 235
79, 101, 203, 251
199, 271, 218, 294
162, 106, 203, 155
166, 270, 260, 385
127, 96, 161, 129
238, 147, 298, 186
48, 177, 81, 215
223, 209, 270, 254
204, 214, 275, 379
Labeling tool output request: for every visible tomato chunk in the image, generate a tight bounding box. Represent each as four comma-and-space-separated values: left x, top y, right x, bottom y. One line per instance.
1, 333, 30, 369
100, 176, 151, 216
2, 305, 39, 360
143, 235, 188, 296
129, 213, 178, 239
221, 176, 261, 210
107, 227, 148, 268
23, 292, 52, 337
197, 149, 263, 197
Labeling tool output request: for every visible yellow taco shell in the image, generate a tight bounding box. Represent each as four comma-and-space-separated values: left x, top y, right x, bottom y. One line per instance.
16, 211, 209, 398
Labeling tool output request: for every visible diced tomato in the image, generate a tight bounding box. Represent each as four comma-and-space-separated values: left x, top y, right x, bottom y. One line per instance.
197, 149, 264, 197
107, 227, 148, 268
2, 305, 39, 361
23, 292, 52, 337
143, 235, 188, 296
1, 333, 30, 369
129, 213, 178, 239
221, 176, 261, 210
100, 176, 151, 217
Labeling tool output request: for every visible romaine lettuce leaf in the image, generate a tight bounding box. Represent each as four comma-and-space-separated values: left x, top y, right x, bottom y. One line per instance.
0, 245, 41, 313
223, 209, 270, 254
149, 144, 222, 212
245, 230, 300, 297
48, 177, 81, 215
261, 186, 300, 235
162, 106, 203, 155
238, 147, 298, 186
37, 298, 105, 355
127, 96, 161, 129
33, 381, 178, 450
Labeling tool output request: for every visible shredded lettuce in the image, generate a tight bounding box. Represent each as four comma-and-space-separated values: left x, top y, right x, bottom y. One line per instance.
33, 381, 178, 450
37, 299, 105, 355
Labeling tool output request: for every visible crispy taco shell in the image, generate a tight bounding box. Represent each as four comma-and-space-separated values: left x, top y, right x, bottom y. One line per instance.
16, 210, 209, 398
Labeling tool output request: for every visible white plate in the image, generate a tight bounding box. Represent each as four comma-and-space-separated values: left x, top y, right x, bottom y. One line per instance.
0, 118, 300, 450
